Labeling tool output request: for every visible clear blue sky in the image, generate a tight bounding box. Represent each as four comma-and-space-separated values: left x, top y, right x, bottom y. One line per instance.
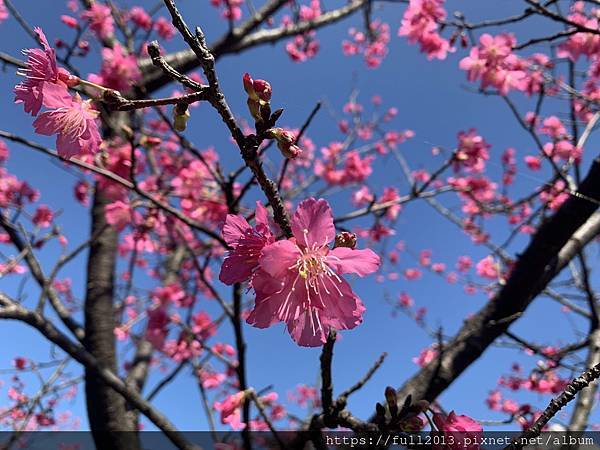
0, 0, 596, 432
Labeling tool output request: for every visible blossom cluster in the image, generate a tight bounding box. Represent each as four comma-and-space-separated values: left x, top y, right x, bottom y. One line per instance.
14, 28, 101, 158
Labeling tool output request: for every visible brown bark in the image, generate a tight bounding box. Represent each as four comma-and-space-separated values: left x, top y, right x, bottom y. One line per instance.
84, 190, 140, 450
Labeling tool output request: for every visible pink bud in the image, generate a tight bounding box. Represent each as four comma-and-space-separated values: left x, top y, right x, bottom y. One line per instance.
252, 79, 272, 103
61, 15, 79, 28
243, 73, 272, 103
243, 73, 254, 97
279, 142, 302, 159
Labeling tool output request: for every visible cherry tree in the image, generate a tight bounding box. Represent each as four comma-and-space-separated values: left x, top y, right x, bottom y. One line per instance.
0, 0, 599, 449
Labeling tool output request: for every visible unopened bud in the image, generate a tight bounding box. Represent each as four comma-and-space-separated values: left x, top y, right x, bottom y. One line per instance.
243, 72, 254, 97
59, 71, 81, 88
385, 386, 398, 410
266, 128, 302, 159
252, 78, 272, 103
243, 72, 272, 104
334, 232, 357, 249
278, 142, 302, 159
173, 103, 190, 132
141, 135, 162, 148
247, 98, 261, 122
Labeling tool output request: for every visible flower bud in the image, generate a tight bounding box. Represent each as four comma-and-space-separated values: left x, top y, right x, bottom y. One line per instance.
243, 73, 272, 104
141, 135, 162, 148
173, 103, 190, 132
247, 98, 261, 122
278, 142, 302, 159
252, 78, 272, 103
243, 72, 255, 97
266, 128, 302, 159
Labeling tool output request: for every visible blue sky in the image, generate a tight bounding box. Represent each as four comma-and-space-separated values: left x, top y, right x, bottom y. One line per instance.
0, 0, 597, 433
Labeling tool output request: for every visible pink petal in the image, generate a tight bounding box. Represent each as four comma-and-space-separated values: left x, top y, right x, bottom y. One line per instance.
291, 198, 335, 248
287, 309, 328, 347
41, 82, 71, 109
33, 110, 63, 136
222, 214, 251, 246
246, 269, 290, 328
255, 201, 269, 227
259, 240, 301, 278
327, 247, 381, 277
219, 254, 254, 285
56, 133, 82, 159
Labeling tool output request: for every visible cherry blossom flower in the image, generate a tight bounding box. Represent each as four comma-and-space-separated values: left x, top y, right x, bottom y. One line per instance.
432, 411, 483, 450
198, 370, 226, 389
33, 91, 102, 158
243, 198, 380, 346
32, 205, 53, 228
211, 0, 244, 21
475, 255, 498, 280
0, 140, 9, 164
459, 33, 530, 95
343, 21, 390, 68
129, 6, 152, 30
14, 28, 77, 116
454, 129, 490, 173
89, 42, 141, 92
214, 392, 246, 430
399, 0, 452, 60
286, 32, 319, 62
154, 17, 176, 40
81, 3, 114, 39
105, 200, 133, 231
61, 15, 78, 28
219, 202, 275, 285
413, 346, 437, 367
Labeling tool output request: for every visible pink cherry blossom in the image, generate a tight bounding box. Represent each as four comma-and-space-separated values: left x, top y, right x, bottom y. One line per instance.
154, 17, 176, 40
433, 411, 483, 450
61, 15, 79, 28
0, 140, 8, 164
454, 129, 490, 173
33, 91, 102, 159
211, 0, 244, 21
89, 42, 141, 92
285, 32, 319, 62
105, 201, 133, 232
129, 6, 152, 30
32, 205, 53, 228
219, 202, 275, 285
145, 306, 169, 349
557, 3, 600, 61
413, 346, 437, 367
198, 370, 226, 389
476, 255, 498, 280
81, 3, 114, 39
14, 28, 77, 116
214, 392, 246, 430
459, 33, 530, 95
242, 198, 380, 347
342, 21, 390, 68
399, 0, 452, 60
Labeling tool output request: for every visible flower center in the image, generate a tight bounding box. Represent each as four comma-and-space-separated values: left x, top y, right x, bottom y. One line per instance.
297, 252, 327, 280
